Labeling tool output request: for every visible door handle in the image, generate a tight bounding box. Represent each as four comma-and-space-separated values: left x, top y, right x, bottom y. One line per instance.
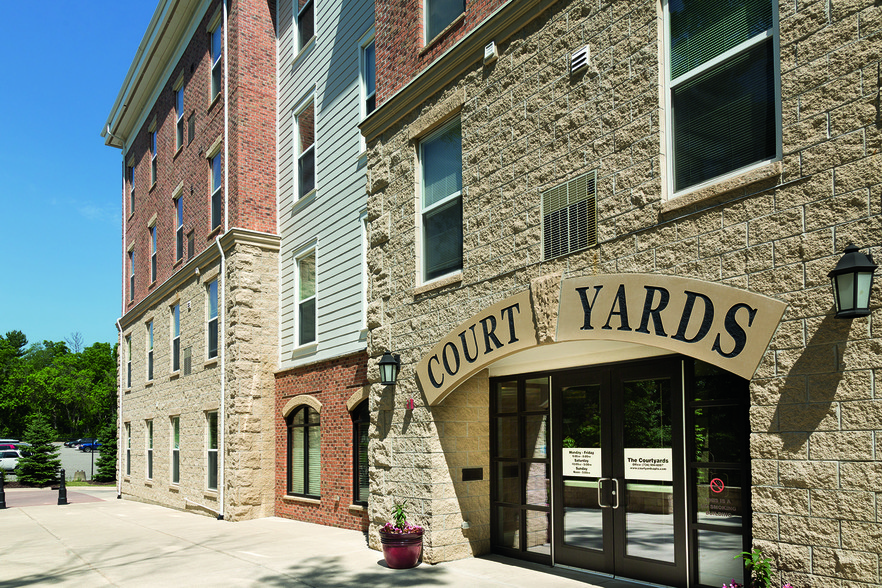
610, 478, 620, 509
598, 477, 611, 508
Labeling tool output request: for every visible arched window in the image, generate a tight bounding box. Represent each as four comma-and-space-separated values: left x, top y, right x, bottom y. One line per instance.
352, 400, 369, 505
288, 405, 320, 497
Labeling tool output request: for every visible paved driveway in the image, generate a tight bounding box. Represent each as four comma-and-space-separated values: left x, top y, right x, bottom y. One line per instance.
0, 487, 642, 588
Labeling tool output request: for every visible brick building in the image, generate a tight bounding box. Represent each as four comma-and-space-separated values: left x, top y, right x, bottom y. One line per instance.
361, 0, 882, 586
103, 0, 279, 521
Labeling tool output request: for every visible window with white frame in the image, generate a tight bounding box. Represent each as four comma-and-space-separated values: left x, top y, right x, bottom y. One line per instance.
208, 280, 219, 359
211, 152, 222, 229
295, 99, 315, 200
125, 422, 131, 476
665, 0, 780, 194
127, 163, 135, 214
171, 416, 180, 484
175, 195, 184, 262
425, 0, 464, 42
296, 249, 316, 346
207, 411, 218, 490
296, 0, 314, 52
210, 22, 222, 99
129, 250, 135, 301
149, 224, 157, 283
287, 405, 320, 497
149, 128, 157, 186
125, 335, 132, 388
172, 303, 181, 372
361, 35, 376, 118
420, 117, 463, 282
146, 419, 154, 480
147, 320, 154, 381
175, 83, 185, 150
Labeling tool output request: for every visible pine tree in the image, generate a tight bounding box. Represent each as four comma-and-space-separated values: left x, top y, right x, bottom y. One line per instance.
16, 413, 61, 486
94, 417, 118, 482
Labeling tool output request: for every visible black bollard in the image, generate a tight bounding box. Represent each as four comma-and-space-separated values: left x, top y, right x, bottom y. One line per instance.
58, 469, 68, 505
0, 471, 6, 509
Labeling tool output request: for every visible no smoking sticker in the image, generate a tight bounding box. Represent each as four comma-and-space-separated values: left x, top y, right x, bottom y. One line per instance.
710, 478, 725, 493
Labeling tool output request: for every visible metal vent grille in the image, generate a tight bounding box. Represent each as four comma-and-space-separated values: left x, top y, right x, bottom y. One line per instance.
183, 347, 192, 376
542, 171, 597, 260
571, 45, 590, 73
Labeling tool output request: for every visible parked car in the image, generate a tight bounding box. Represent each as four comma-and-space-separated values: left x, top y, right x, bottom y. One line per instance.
0, 450, 23, 471
64, 439, 81, 447
71, 438, 96, 449
80, 441, 102, 452
0, 444, 17, 451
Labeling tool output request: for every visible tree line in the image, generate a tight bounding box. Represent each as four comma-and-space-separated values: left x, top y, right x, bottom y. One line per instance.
0, 330, 117, 440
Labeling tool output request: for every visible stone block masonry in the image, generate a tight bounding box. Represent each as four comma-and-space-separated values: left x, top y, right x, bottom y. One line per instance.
365, 0, 882, 583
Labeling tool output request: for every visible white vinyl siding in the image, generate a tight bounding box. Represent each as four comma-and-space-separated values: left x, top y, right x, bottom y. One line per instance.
277, 0, 372, 368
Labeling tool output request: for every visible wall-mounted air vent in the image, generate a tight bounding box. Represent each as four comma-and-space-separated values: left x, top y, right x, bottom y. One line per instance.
542, 171, 597, 260
571, 45, 590, 74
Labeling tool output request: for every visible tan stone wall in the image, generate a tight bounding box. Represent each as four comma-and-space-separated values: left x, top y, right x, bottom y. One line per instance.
120, 233, 278, 521
366, 0, 882, 583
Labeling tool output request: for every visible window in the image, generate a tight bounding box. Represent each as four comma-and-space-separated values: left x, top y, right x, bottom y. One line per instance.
425, 0, 464, 41
211, 152, 222, 229
287, 405, 320, 497
125, 335, 132, 388
129, 250, 135, 301
207, 411, 218, 490
295, 100, 315, 200
146, 320, 154, 381
296, 0, 314, 51
361, 37, 376, 118
171, 416, 180, 484
665, 0, 780, 194
125, 423, 131, 476
172, 303, 181, 372
127, 165, 135, 214
188, 114, 196, 145
420, 118, 463, 282
175, 196, 184, 262
296, 249, 316, 346
175, 84, 185, 150
149, 129, 157, 186
146, 420, 153, 480
149, 225, 157, 283
211, 24, 222, 99
208, 280, 218, 359
352, 401, 369, 504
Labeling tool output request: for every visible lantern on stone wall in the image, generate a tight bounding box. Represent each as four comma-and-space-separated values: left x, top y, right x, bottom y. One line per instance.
829, 244, 877, 319
379, 351, 401, 386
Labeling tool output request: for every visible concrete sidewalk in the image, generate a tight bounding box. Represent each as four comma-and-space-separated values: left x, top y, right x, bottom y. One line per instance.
0, 488, 647, 588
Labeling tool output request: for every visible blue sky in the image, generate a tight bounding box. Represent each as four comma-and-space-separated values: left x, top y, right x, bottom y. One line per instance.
0, 2, 157, 349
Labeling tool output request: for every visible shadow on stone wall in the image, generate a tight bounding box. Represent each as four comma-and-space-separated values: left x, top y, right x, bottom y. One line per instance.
771, 313, 851, 453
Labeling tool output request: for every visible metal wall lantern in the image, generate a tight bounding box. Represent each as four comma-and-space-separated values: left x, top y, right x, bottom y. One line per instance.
379, 351, 401, 386
829, 244, 877, 319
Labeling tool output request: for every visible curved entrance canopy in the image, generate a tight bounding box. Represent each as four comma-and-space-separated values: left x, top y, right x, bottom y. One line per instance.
416, 274, 787, 405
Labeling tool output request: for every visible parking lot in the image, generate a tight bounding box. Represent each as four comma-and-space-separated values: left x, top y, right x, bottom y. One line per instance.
4, 442, 102, 482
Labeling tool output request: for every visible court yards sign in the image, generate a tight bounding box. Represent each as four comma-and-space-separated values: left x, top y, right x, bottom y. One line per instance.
416, 274, 787, 405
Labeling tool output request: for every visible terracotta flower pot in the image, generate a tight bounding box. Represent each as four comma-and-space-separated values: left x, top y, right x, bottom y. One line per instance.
379, 530, 423, 569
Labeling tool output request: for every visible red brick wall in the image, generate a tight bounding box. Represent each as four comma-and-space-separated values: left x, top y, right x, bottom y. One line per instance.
123, 0, 277, 310
375, 0, 507, 103
274, 352, 369, 531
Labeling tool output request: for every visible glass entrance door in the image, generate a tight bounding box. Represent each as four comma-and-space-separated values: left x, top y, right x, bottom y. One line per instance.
552, 359, 687, 586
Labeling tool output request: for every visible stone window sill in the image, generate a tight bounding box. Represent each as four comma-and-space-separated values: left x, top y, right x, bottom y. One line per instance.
420, 13, 465, 55
413, 272, 462, 296
661, 161, 782, 217
283, 494, 321, 506
348, 504, 366, 514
